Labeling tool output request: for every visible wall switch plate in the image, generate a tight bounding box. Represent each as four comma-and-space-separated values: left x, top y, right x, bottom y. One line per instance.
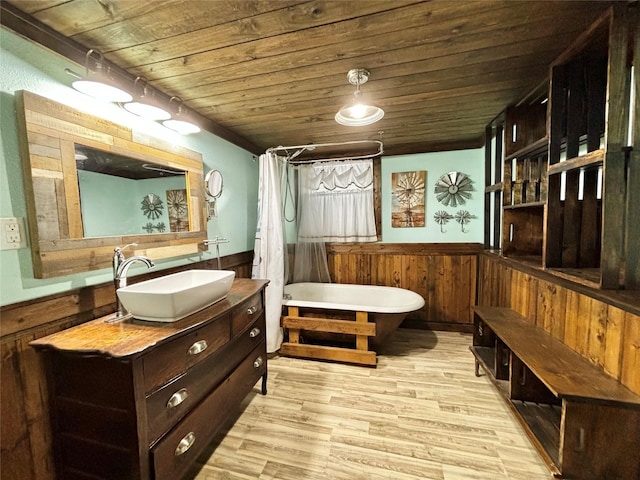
1, 217, 28, 250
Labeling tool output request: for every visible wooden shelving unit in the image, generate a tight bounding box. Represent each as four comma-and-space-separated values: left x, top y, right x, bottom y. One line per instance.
504, 202, 545, 210
484, 4, 638, 290
496, 97, 549, 258
545, 149, 604, 176
503, 138, 548, 207
483, 118, 504, 251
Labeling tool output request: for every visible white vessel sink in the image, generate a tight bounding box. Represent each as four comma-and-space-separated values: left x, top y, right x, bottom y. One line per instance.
117, 270, 235, 322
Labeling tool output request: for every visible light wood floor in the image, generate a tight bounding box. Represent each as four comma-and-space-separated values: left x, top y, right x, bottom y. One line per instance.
193, 329, 551, 480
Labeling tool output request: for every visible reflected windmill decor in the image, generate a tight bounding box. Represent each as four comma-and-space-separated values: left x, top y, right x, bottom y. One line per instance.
434, 171, 473, 207
166, 189, 189, 232
141, 193, 163, 219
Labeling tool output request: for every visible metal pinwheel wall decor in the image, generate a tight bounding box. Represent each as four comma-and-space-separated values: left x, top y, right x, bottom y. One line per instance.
141, 193, 164, 219
142, 222, 166, 233
434, 208, 477, 234
454, 210, 477, 233
433, 210, 454, 233
434, 171, 474, 207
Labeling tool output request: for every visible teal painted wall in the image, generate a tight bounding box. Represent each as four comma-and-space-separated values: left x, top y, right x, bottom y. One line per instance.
381, 149, 485, 243
0, 26, 485, 307
0, 27, 259, 306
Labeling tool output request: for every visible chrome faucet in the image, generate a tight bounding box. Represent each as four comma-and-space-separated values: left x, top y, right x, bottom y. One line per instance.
111, 244, 154, 319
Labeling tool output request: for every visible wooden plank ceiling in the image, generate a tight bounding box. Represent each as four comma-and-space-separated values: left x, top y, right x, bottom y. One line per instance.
3, 0, 613, 157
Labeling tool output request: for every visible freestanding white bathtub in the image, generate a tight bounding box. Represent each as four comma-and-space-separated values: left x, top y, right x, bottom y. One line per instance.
281, 282, 425, 365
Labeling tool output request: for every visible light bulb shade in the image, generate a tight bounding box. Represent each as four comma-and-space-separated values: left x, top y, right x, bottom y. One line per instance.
123, 78, 171, 120
163, 97, 201, 134
123, 100, 171, 120
335, 103, 384, 126
335, 69, 384, 126
72, 49, 133, 103
163, 118, 201, 134
72, 76, 133, 103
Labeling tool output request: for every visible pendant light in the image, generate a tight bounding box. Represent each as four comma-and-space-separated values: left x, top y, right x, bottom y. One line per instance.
123, 77, 171, 121
163, 97, 201, 135
72, 49, 133, 103
335, 68, 384, 126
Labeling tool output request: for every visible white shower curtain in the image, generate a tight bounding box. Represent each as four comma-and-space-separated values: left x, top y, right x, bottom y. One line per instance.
292, 159, 376, 283
251, 152, 286, 353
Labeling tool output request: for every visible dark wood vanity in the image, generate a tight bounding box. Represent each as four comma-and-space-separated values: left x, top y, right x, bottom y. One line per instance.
31, 279, 268, 480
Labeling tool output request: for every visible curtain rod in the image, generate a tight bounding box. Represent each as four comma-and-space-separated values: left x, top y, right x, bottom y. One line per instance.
266, 140, 384, 163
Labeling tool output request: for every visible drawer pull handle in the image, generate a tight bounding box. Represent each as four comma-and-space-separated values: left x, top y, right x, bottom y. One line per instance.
188, 340, 208, 356
249, 327, 261, 338
253, 356, 264, 368
247, 305, 258, 315
174, 432, 196, 456
576, 427, 585, 452
167, 388, 189, 409
520, 366, 527, 386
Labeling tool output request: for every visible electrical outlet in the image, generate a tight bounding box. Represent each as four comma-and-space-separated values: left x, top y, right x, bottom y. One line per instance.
0, 217, 28, 250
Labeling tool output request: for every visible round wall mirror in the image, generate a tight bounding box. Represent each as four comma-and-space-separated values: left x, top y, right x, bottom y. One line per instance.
205, 170, 223, 198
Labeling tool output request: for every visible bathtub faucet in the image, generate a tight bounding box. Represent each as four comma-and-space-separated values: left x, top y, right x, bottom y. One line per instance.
283, 293, 292, 300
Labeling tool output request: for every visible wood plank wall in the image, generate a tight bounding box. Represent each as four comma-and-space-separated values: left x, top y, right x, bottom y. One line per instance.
0, 252, 253, 480
478, 253, 640, 397
325, 243, 483, 330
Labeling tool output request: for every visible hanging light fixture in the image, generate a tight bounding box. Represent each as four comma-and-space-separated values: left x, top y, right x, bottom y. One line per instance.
163, 97, 201, 134
123, 77, 171, 121
72, 49, 133, 103
335, 68, 384, 126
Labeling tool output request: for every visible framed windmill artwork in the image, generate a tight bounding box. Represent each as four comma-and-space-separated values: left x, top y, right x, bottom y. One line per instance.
391, 170, 426, 227
166, 189, 190, 232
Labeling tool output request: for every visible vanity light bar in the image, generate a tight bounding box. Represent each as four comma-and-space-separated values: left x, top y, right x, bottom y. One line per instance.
67, 57, 200, 135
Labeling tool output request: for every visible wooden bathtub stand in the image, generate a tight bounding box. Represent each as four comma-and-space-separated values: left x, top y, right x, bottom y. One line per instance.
280, 306, 377, 366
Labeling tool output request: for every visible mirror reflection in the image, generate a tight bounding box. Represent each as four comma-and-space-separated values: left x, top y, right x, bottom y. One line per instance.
75, 144, 189, 237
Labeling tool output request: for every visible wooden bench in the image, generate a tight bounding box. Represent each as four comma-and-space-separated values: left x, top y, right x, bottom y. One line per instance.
471, 306, 640, 480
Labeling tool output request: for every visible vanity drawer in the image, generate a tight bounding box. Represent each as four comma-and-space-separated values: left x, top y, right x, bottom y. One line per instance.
143, 316, 230, 393
151, 343, 266, 480
145, 316, 265, 443
231, 292, 263, 336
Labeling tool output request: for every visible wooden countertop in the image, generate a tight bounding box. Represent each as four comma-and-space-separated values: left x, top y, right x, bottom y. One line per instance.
30, 279, 268, 358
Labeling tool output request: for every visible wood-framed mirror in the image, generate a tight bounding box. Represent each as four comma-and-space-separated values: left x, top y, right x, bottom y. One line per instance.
16, 90, 208, 278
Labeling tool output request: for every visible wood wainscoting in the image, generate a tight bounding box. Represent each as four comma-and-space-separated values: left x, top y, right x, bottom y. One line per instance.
477, 252, 640, 397
325, 242, 483, 332
0, 251, 253, 480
